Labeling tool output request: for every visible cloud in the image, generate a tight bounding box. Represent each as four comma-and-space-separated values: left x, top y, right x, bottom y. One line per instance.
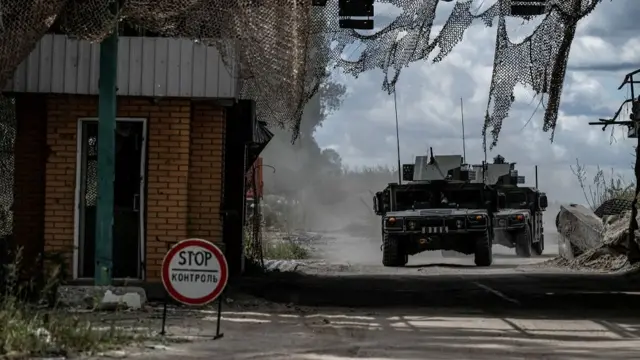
315, 0, 639, 204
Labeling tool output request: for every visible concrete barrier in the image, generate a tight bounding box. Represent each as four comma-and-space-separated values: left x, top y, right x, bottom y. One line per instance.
56, 285, 146, 310
557, 204, 604, 257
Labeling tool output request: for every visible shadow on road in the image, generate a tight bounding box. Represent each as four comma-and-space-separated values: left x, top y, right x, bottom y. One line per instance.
492, 253, 557, 259
406, 262, 520, 269
144, 303, 640, 359
236, 270, 640, 312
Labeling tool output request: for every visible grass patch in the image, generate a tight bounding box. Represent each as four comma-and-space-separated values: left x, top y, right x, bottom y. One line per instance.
0, 298, 133, 357
244, 223, 311, 262
0, 249, 138, 357
262, 240, 309, 260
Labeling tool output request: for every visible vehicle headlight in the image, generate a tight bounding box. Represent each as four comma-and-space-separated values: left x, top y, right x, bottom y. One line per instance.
385, 217, 403, 227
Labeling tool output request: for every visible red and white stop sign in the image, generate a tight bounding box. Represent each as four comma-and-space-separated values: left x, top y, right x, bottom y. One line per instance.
161, 239, 228, 306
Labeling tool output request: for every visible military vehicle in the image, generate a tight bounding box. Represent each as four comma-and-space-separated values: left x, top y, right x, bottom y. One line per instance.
373, 151, 497, 267
469, 155, 548, 257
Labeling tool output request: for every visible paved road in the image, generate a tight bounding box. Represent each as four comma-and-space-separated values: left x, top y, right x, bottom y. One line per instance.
240, 231, 640, 311
127, 304, 640, 359
128, 268, 640, 360
115, 232, 640, 359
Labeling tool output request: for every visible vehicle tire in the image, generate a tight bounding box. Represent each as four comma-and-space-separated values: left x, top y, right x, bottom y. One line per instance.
382, 234, 406, 267
474, 230, 493, 267
533, 234, 544, 256
515, 225, 533, 258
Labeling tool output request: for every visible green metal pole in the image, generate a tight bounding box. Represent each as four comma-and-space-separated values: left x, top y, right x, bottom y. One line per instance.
95, 1, 119, 286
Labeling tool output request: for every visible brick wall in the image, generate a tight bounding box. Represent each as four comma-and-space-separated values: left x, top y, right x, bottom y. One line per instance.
44, 96, 88, 275
187, 103, 225, 243
135, 98, 191, 280
43, 95, 226, 280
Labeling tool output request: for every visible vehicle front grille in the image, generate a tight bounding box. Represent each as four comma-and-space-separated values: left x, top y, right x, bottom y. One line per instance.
414, 218, 444, 228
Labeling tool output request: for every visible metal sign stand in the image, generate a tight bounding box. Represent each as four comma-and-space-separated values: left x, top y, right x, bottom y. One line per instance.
159, 240, 228, 340
159, 288, 225, 340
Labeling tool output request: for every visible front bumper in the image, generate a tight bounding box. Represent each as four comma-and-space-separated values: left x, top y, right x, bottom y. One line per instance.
384, 216, 487, 234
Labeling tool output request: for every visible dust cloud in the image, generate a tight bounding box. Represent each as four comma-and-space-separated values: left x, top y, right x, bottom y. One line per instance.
260, 88, 395, 264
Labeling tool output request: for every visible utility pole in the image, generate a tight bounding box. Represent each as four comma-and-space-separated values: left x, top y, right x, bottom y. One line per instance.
393, 90, 401, 184
95, 0, 119, 286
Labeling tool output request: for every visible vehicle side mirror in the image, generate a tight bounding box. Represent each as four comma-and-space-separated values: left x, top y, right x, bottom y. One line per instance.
539, 193, 548, 209
373, 192, 384, 215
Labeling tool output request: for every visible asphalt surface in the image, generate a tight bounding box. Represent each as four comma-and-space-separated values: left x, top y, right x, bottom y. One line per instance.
118, 231, 640, 360
238, 231, 640, 312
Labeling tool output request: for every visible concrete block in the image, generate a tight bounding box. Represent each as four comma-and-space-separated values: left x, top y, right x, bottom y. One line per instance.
557, 204, 604, 254
56, 285, 147, 310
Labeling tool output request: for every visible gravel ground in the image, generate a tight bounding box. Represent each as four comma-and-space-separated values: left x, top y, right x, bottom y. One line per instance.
541, 248, 636, 273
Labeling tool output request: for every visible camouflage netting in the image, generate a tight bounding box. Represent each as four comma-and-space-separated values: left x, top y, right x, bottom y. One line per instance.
0, 0, 602, 141
0, 97, 15, 238
0, 0, 604, 236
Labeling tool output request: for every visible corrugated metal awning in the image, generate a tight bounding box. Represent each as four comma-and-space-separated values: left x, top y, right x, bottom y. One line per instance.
245, 120, 273, 171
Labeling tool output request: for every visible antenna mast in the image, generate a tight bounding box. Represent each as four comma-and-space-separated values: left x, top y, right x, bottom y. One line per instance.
483, 129, 488, 184
460, 98, 466, 163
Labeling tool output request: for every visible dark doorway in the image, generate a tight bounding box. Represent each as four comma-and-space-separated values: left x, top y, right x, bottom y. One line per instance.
77, 119, 146, 279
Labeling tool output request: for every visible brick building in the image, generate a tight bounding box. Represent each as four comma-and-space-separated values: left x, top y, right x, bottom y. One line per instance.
3, 33, 270, 284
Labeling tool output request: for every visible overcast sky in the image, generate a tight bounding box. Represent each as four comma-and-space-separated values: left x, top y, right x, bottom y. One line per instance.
315, 0, 639, 204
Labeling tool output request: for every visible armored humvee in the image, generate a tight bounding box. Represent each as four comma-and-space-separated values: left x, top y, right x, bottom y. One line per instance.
373, 153, 497, 267
467, 155, 548, 257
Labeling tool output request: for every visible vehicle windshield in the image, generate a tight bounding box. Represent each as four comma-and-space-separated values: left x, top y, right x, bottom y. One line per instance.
506, 191, 528, 208
394, 190, 432, 211
442, 189, 484, 209
394, 188, 483, 211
